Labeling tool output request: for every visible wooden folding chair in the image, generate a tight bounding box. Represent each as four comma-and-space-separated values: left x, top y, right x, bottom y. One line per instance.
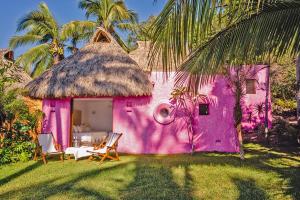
37, 133, 64, 164
88, 132, 122, 163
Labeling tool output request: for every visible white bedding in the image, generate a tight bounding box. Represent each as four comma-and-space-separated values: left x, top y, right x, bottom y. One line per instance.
65, 146, 94, 160
73, 131, 108, 145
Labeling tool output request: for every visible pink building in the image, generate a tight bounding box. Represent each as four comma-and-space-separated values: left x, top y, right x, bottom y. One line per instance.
26, 28, 271, 154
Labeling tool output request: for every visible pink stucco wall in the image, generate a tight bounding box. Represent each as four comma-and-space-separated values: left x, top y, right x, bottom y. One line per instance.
42, 65, 271, 154
114, 66, 271, 154
114, 73, 238, 154
42, 99, 71, 150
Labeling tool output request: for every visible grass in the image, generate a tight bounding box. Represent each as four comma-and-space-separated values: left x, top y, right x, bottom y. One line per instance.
0, 143, 299, 200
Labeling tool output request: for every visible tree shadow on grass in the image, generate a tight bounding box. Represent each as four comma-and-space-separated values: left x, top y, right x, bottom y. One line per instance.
120, 159, 193, 200
232, 178, 268, 200
141, 148, 299, 199
0, 161, 132, 200
242, 146, 300, 199
0, 161, 42, 186
0, 145, 299, 199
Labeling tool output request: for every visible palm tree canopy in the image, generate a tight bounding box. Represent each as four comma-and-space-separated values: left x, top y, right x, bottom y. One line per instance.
61, 20, 96, 53
9, 2, 95, 77
149, 0, 251, 72
79, 0, 138, 52
9, 2, 60, 77
79, 0, 137, 30
149, 0, 300, 87
177, 1, 300, 87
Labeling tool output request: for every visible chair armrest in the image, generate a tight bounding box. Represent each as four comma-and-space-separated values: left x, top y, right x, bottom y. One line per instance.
94, 141, 106, 150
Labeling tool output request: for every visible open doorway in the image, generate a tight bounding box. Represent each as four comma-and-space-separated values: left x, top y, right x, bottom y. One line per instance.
71, 98, 113, 147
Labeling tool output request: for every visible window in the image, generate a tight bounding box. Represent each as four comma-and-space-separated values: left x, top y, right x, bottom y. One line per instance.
246, 79, 256, 94
199, 104, 209, 115
4, 51, 14, 60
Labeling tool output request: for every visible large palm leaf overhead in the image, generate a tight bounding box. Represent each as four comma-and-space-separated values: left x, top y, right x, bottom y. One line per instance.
9, 2, 92, 77
150, 0, 300, 87
78, 0, 138, 52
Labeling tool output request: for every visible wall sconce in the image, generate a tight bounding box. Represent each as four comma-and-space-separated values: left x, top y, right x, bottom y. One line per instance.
50, 102, 56, 112
126, 101, 133, 113
126, 102, 133, 107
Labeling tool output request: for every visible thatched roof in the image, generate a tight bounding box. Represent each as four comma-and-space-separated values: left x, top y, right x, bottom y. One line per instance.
129, 41, 169, 72
0, 49, 8, 58
0, 49, 32, 91
5, 66, 32, 91
0, 49, 14, 62
26, 28, 153, 99
0, 49, 9, 57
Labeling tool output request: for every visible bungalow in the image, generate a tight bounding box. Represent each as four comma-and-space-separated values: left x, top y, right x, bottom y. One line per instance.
26, 28, 271, 154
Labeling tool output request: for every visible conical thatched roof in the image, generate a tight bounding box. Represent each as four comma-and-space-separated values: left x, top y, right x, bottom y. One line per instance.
26, 28, 153, 99
0, 49, 32, 91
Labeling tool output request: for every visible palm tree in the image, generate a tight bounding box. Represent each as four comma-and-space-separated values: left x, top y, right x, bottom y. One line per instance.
78, 0, 138, 52
9, 3, 94, 77
61, 21, 96, 54
150, 0, 300, 156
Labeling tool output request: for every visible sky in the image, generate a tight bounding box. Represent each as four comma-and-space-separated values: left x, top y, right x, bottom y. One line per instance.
0, 0, 167, 56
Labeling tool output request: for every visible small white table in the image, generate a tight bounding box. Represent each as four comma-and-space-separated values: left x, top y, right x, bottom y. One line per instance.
65, 146, 94, 160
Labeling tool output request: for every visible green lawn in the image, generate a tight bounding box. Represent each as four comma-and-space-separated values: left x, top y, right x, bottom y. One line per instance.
0, 143, 299, 200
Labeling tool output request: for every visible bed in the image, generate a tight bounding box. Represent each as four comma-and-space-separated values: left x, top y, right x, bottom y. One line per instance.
73, 130, 108, 147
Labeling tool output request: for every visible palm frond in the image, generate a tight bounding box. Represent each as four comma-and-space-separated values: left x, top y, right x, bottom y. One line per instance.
9, 34, 43, 49
176, 1, 300, 88
31, 54, 53, 77
79, 0, 100, 19
16, 3, 57, 36
113, 1, 138, 23
61, 20, 96, 41
16, 44, 50, 75
148, 0, 271, 73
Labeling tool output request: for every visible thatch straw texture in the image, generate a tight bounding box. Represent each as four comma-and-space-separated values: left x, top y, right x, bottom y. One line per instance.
6, 66, 32, 91
26, 28, 153, 99
0, 49, 8, 58
0, 49, 32, 91
129, 41, 166, 72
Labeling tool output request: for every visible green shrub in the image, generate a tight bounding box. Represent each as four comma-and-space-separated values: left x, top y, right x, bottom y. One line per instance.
273, 99, 297, 116
0, 124, 36, 164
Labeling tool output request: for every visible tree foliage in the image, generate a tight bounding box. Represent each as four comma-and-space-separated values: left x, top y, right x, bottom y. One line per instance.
150, 0, 300, 89
79, 0, 138, 52
9, 3, 95, 77
0, 57, 42, 164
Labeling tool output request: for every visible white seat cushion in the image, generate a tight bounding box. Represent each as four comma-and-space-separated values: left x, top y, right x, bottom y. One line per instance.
88, 147, 108, 154
65, 147, 94, 160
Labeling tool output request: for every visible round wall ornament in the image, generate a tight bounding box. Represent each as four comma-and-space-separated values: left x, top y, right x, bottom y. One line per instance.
153, 101, 175, 125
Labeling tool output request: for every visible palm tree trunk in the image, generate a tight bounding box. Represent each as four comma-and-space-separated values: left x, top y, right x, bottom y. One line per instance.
296, 55, 300, 144
234, 68, 245, 160
237, 122, 244, 159
235, 101, 245, 160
